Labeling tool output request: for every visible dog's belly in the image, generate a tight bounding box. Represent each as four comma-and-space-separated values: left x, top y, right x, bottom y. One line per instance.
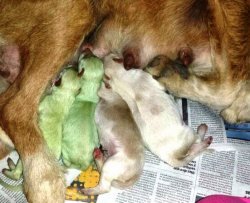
190, 47, 213, 76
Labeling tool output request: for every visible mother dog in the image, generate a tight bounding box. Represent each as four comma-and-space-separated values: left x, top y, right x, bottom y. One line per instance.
89, 0, 250, 123
0, 0, 249, 202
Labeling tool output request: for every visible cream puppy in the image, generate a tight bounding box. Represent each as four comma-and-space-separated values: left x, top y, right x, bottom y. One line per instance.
82, 83, 144, 195
103, 54, 213, 167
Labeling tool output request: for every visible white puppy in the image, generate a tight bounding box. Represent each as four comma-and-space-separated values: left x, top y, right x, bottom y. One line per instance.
82, 83, 144, 195
103, 54, 213, 167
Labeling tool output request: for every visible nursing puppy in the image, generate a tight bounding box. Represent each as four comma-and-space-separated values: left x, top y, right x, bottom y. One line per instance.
89, 0, 250, 123
82, 83, 144, 195
103, 55, 212, 167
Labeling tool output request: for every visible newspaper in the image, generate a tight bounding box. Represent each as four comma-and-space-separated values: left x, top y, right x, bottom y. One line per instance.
0, 99, 249, 203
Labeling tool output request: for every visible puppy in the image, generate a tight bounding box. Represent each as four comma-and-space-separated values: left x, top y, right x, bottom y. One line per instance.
82, 83, 144, 195
102, 55, 212, 167
88, 0, 250, 123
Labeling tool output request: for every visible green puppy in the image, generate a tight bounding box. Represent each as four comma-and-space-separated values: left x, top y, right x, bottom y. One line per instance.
62, 55, 104, 170
39, 68, 81, 160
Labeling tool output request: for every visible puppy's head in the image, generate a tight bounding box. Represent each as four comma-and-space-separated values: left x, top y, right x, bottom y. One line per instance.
98, 83, 123, 104
103, 54, 126, 78
78, 56, 104, 82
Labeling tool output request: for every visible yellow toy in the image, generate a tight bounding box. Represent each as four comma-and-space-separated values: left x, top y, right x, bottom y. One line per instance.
66, 166, 100, 202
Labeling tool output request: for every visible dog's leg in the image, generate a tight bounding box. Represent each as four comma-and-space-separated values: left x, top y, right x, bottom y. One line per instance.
0, 57, 67, 203
220, 84, 250, 123
0, 7, 96, 203
146, 64, 239, 112
0, 126, 14, 159
146, 47, 193, 80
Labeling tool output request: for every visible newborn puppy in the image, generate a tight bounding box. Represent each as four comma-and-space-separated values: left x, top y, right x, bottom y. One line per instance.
103, 54, 212, 167
82, 83, 144, 195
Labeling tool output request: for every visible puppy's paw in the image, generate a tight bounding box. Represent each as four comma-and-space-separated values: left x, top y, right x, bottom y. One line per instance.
204, 136, 213, 146
81, 186, 108, 195
23, 150, 65, 203
81, 188, 96, 195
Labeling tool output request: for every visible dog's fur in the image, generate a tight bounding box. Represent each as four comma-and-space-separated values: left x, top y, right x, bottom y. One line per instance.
0, 0, 248, 201
89, 0, 250, 123
102, 55, 212, 167
82, 83, 144, 195
0, 1, 98, 202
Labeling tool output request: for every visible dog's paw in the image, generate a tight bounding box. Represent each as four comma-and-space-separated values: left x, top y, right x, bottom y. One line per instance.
81, 186, 108, 195
2, 158, 23, 180
220, 108, 238, 123
22, 150, 65, 203
145, 55, 172, 79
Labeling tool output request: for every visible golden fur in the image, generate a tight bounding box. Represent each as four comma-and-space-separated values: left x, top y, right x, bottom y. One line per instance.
0, 1, 97, 202
90, 0, 250, 123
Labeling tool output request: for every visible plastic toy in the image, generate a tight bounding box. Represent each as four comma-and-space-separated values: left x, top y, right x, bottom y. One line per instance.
65, 166, 100, 202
